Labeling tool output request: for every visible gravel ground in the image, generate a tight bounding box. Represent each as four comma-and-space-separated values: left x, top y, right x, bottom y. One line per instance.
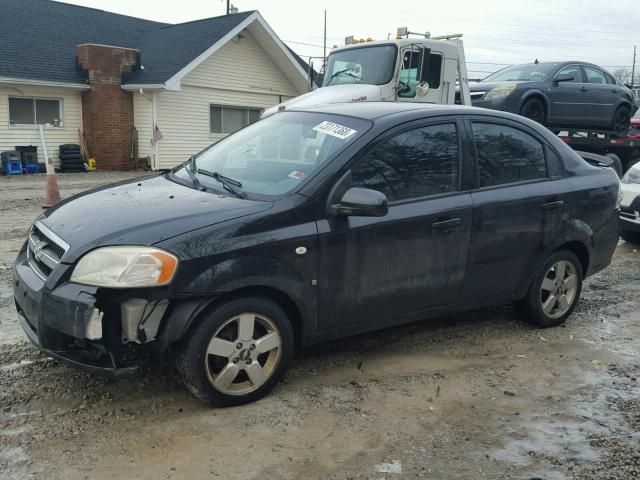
0, 172, 639, 480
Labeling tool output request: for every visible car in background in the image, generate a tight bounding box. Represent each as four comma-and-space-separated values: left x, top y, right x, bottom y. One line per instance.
467, 61, 638, 136
14, 103, 620, 406
619, 162, 640, 242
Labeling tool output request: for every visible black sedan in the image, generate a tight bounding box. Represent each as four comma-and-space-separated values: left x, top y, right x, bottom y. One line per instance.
467, 61, 637, 136
14, 103, 620, 406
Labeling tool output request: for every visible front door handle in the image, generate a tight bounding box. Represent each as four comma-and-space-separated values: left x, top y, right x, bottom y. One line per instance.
542, 200, 564, 211
580, 86, 588, 92
432, 218, 463, 232
612, 88, 619, 93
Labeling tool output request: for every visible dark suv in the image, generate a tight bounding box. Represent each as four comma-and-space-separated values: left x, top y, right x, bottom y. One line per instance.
466, 61, 637, 135
13, 103, 620, 406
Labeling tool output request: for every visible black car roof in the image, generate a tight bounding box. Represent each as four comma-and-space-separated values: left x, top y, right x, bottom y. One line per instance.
288, 102, 510, 121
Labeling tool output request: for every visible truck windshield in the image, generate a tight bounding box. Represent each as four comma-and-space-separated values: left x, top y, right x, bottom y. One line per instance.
322, 45, 397, 86
483, 63, 559, 82
172, 112, 371, 199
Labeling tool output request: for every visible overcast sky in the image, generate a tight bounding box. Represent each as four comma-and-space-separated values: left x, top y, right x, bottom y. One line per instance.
60, 0, 639, 79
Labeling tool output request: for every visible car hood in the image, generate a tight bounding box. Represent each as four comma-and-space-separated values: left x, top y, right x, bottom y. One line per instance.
39, 174, 273, 262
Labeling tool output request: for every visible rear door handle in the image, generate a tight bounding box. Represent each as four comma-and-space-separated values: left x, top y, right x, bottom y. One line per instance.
612, 88, 619, 93
542, 200, 564, 211
580, 87, 588, 92
432, 218, 463, 232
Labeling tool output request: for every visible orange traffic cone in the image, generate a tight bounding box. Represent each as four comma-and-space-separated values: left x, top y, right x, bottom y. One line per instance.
42, 172, 62, 209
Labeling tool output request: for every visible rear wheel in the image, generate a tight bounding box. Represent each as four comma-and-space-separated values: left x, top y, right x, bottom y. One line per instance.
175, 297, 294, 406
611, 106, 631, 137
520, 98, 546, 123
516, 250, 583, 327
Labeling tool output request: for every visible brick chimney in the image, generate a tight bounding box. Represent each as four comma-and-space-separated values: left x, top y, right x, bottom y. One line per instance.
76, 44, 139, 170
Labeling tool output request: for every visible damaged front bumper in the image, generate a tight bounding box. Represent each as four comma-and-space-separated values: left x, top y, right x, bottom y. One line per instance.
13, 244, 168, 377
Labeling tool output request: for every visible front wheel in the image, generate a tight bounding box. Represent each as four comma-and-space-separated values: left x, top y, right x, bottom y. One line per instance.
516, 250, 583, 327
520, 98, 546, 124
175, 297, 294, 407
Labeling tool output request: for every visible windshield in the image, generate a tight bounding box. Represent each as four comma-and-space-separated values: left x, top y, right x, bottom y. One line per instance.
322, 45, 397, 86
483, 63, 559, 82
172, 112, 371, 198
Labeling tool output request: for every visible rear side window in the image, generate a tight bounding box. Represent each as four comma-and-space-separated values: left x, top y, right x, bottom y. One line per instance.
351, 123, 459, 201
472, 122, 547, 187
584, 66, 607, 84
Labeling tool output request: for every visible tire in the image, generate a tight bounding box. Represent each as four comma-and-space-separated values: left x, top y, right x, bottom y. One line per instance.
59, 144, 81, 151
611, 106, 631, 138
604, 153, 623, 178
59, 154, 84, 161
620, 228, 640, 244
175, 296, 294, 407
516, 250, 583, 328
61, 161, 85, 169
520, 98, 546, 124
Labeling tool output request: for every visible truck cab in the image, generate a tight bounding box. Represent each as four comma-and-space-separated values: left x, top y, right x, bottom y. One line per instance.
264, 30, 471, 117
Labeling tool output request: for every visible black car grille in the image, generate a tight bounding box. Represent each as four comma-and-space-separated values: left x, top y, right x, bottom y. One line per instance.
27, 224, 68, 279
620, 209, 638, 222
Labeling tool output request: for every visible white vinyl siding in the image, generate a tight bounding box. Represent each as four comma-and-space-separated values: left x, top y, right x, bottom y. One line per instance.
153, 85, 291, 169
182, 30, 299, 97
133, 93, 153, 159
134, 28, 303, 170
0, 85, 83, 168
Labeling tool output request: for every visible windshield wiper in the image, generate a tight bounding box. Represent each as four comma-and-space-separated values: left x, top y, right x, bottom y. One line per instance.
184, 155, 204, 190
197, 168, 247, 199
326, 68, 361, 85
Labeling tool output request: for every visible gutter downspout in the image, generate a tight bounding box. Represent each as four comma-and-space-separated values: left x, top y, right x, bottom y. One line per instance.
151, 91, 159, 170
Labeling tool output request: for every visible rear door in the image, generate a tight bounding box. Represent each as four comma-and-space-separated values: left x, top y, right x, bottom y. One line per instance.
316, 118, 473, 330
582, 66, 617, 124
463, 118, 566, 300
548, 64, 587, 123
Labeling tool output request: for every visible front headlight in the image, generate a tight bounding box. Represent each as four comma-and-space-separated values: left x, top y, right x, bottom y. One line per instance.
621, 167, 640, 184
71, 246, 178, 288
484, 82, 518, 100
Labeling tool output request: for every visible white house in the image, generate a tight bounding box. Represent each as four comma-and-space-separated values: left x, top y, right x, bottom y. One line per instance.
0, 0, 310, 170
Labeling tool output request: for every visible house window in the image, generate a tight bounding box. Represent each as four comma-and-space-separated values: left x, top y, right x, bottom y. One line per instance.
9, 97, 63, 126
210, 105, 261, 134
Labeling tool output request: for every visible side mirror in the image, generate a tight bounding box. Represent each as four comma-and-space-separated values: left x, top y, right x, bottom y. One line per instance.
419, 48, 431, 82
334, 187, 389, 217
554, 74, 574, 84
416, 81, 430, 97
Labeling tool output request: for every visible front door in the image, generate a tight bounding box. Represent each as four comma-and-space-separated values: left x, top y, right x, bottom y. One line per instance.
548, 64, 587, 123
316, 119, 473, 330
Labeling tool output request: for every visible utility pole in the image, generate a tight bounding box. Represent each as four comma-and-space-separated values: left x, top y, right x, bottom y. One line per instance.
632, 45, 637, 88
323, 10, 327, 72
226, 0, 230, 14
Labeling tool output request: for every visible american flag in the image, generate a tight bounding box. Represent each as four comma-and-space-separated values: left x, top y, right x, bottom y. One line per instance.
153, 125, 164, 143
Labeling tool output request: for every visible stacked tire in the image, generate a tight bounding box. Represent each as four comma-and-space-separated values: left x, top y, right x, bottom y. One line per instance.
59, 144, 86, 173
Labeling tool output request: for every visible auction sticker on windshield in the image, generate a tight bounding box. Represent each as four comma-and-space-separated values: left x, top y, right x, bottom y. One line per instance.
313, 121, 357, 140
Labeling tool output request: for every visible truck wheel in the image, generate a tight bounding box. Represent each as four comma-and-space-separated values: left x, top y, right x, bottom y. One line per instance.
620, 228, 640, 244
520, 98, 546, 123
516, 250, 583, 328
175, 297, 294, 407
611, 106, 631, 137
604, 153, 623, 177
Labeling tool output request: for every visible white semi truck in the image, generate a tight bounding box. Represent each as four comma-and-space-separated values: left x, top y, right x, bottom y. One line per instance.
264, 28, 472, 117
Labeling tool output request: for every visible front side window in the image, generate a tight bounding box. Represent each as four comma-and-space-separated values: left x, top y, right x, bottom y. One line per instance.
211, 106, 261, 134
175, 112, 371, 198
483, 63, 558, 82
9, 97, 62, 126
398, 50, 443, 98
472, 122, 547, 187
584, 67, 607, 84
556, 65, 582, 83
351, 123, 459, 201
323, 45, 397, 86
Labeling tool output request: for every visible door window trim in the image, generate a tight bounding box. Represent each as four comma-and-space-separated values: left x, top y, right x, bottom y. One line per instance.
342, 116, 467, 206
464, 116, 558, 192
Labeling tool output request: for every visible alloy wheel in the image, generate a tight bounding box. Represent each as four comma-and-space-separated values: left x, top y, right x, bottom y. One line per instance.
614, 109, 630, 135
539, 260, 578, 319
204, 313, 282, 396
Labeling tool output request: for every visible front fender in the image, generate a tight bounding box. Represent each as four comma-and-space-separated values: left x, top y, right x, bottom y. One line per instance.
519, 89, 550, 113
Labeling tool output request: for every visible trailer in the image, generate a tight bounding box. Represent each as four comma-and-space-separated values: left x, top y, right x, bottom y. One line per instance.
557, 120, 640, 175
